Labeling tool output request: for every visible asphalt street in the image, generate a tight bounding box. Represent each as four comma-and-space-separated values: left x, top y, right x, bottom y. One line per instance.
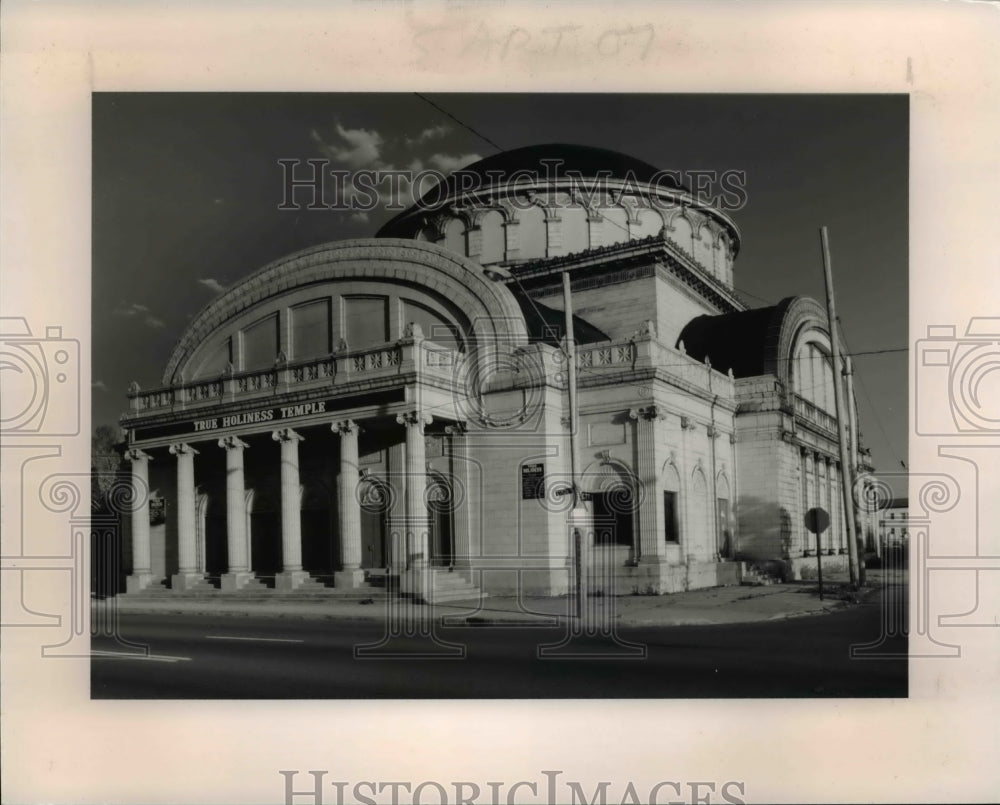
91, 584, 907, 698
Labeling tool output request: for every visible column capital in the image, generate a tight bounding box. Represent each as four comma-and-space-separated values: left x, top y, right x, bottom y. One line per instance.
444, 421, 468, 436
396, 410, 433, 428
272, 427, 304, 443
218, 435, 249, 451
125, 447, 153, 463
628, 405, 666, 422
331, 419, 360, 436
169, 442, 199, 456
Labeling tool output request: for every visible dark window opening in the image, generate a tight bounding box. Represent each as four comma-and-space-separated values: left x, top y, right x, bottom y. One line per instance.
664, 490, 679, 543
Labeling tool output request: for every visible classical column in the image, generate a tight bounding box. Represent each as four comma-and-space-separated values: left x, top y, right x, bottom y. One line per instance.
124, 448, 155, 592
169, 442, 206, 591
219, 435, 254, 591
396, 409, 433, 597
444, 422, 473, 572
385, 442, 407, 574
272, 428, 308, 591
332, 420, 365, 589
800, 446, 812, 556
629, 405, 665, 567
813, 452, 825, 554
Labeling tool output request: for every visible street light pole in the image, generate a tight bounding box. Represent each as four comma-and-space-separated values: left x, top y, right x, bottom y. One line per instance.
563, 269, 586, 617
819, 226, 861, 588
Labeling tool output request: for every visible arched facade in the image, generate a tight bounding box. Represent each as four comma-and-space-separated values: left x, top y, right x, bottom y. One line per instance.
120, 144, 872, 599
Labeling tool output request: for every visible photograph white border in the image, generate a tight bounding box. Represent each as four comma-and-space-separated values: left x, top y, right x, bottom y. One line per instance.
2, 2, 998, 803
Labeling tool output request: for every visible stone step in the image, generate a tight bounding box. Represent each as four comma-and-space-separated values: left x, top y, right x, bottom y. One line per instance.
423, 569, 484, 604
424, 587, 488, 604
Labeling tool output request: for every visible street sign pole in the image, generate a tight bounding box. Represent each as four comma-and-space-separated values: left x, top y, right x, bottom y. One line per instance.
815, 530, 824, 601
805, 507, 830, 601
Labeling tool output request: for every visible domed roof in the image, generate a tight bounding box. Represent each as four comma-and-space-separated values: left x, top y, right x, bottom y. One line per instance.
377, 143, 689, 236
443, 143, 684, 188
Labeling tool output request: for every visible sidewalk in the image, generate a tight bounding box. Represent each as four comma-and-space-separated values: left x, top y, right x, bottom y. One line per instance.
103, 574, 880, 627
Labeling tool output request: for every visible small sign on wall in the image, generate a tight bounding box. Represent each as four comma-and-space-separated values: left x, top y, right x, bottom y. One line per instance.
521, 463, 545, 499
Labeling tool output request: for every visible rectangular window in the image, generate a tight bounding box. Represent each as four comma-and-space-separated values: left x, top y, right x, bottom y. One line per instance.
664, 491, 679, 543
290, 298, 331, 360
242, 314, 279, 370
344, 295, 389, 347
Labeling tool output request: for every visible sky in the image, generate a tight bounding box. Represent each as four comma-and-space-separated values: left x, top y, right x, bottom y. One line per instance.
92, 93, 908, 474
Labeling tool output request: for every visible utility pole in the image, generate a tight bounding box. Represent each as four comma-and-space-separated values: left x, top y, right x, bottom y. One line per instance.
819, 226, 861, 588
563, 269, 586, 617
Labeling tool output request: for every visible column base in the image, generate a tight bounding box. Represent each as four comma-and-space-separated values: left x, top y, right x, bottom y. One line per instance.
638, 554, 668, 566
125, 573, 159, 593
220, 571, 257, 592
333, 569, 367, 589
171, 572, 212, 592
275, 570, 312, 591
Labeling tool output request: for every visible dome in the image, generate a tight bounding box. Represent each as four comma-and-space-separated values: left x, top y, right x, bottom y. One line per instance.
376, 142, 739, 287
391, 143, 688, 222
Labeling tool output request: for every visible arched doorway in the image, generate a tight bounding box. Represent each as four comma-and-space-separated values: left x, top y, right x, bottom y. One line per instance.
716, 473, 733, 559
581, 461, 639, 555
426, 472, 454, 567
689, 466, 710, 561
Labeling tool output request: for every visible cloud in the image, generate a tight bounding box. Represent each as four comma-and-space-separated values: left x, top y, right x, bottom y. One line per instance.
311, 123, 383, 168
113, 303, 165, 329
428, 152, 483, 174
91, 380, 109, 392
198, 278, 227, 294
404, 124, 450, 146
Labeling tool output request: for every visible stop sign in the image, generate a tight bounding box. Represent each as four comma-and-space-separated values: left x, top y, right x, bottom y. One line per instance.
805, 507, 830, 534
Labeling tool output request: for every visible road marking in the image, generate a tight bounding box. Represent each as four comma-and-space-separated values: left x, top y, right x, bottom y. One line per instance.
91, 650, 191, 663
204, 635, 304, 643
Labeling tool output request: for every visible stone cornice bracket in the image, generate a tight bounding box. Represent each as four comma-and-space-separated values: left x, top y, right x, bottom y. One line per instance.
396, 410, 433, 429
169, 442, 200, 456
444, 421, 468, 436
217, 436, 248, 451
272, 428, 304, 443
331, 420, 360, 436
597, 449, 613, 463
679, 416, 697, 431
125, 447, 152, 463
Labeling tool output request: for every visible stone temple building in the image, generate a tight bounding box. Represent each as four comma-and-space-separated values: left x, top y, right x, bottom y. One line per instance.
119, 143, 876, 601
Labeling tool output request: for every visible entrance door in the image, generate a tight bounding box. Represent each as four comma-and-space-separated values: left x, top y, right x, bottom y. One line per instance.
427, 474, 453, 567
591, 491, 634, 547
204, 498, 228, 579
359, 478, 390, 569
